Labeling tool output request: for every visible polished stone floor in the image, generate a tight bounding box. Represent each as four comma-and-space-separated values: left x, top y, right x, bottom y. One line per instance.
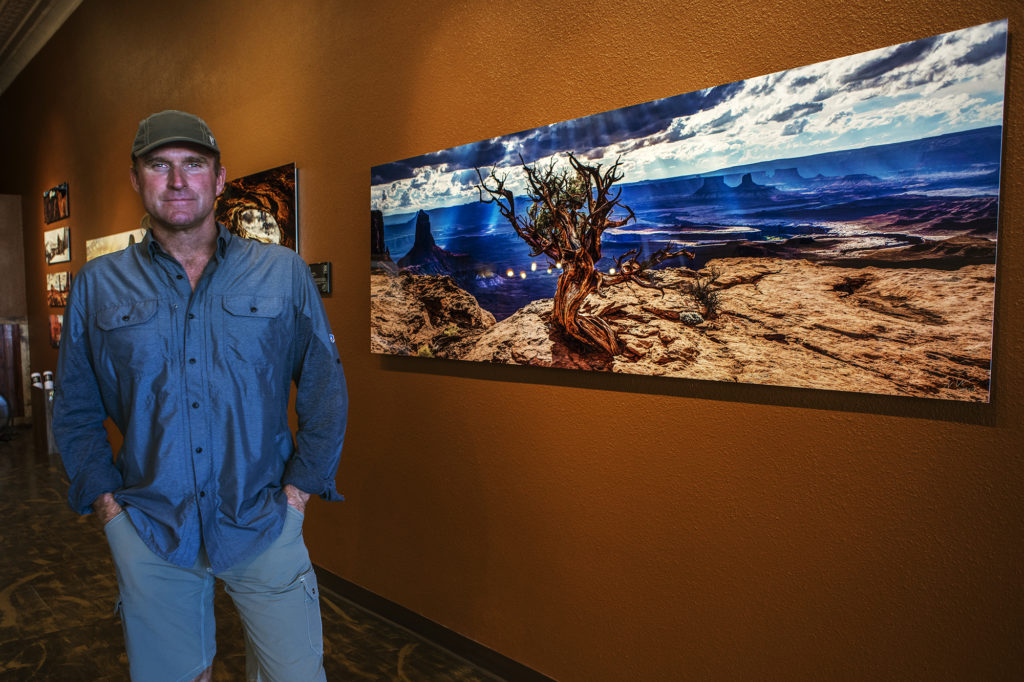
0, 425, 497, 681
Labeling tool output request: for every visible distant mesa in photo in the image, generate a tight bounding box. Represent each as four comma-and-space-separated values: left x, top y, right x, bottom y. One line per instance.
690, 173, 777, 202
396, 210, 475, 279
370, 209, 397, 274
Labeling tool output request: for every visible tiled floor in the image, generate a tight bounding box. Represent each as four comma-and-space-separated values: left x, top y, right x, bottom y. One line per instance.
0, 425, 498, 681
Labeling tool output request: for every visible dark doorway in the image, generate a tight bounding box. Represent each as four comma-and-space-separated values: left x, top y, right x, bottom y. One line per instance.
0, 323, 24, 420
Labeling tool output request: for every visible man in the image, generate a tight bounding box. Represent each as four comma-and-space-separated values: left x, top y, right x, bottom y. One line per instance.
53, 110, 348, 681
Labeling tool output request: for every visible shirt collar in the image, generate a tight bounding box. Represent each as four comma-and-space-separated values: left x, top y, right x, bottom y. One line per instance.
214, 222, 232, 259
140, 217, 233, 262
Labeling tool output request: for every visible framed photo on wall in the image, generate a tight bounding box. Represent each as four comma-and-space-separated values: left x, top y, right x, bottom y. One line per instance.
46, 271, 71, 307
43, 182, 69, 223
48, 314, 63, 348
370, 20, 1007, 403
216, 163, 298, 251
44, 226, 70, 264
86, 228, 147, 261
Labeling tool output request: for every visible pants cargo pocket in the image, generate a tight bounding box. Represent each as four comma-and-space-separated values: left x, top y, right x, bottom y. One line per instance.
299, 568, 324, 655
113, 597, 132, 656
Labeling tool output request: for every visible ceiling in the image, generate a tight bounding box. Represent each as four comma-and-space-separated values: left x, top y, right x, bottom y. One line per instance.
0, 0, 83, 96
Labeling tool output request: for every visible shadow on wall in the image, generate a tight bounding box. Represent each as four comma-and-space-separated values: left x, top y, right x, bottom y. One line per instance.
379, 352, 998, 427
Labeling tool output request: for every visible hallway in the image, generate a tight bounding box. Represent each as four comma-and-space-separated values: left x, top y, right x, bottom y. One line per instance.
0, 425, 497, 681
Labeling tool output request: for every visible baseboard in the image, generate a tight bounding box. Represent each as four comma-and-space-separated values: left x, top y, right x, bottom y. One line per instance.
314, 566, 556, 682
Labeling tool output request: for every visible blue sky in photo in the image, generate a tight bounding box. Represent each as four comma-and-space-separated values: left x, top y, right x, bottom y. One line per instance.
371, 20, 1007, 215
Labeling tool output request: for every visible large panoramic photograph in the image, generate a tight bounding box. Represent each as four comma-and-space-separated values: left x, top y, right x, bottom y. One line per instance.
370, 20, 1007, 402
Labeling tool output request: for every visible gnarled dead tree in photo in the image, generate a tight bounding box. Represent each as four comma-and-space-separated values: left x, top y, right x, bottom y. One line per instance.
477, 153, 693, 355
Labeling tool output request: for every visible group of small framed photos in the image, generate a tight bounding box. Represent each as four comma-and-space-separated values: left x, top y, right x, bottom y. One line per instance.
43, 182, 70, 348
42, 181, 152, 347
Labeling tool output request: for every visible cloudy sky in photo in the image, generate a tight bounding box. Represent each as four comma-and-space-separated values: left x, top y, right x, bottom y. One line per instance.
371, 20, 1007, 215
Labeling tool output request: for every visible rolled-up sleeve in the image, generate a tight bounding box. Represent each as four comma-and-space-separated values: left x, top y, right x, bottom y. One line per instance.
52, 273, 122, 515
283, 259, 347, 500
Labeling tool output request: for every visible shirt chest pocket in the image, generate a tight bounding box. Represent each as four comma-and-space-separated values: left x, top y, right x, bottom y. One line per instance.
220, 295, 288, 367
95, 300, 168, 371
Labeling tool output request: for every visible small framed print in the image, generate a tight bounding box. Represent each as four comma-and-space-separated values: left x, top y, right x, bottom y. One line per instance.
49, 314, 63, 348
43, 182, 69, 223
47, 271, 71, 307
44, 226, 70, 264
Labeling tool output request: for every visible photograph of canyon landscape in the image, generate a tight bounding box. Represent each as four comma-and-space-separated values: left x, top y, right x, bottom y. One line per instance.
371, 20, 1007, 402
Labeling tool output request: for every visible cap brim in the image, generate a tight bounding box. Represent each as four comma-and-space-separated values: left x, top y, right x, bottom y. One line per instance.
133, 136, 219, 159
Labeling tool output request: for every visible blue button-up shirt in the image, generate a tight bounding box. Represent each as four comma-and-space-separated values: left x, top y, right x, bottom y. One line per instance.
53, 224, 347, 572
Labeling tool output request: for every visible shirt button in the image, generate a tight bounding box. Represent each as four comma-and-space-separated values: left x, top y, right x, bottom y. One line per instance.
189, 358, 197, 364
192, 401, 199, 408
176, 274, 184, 280
188, 313, 196, 320
199, 491, 206, 498
195, 447, 203, 453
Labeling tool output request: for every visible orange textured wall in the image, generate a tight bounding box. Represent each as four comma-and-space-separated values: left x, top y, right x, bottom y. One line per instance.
1, 1, 1021, 679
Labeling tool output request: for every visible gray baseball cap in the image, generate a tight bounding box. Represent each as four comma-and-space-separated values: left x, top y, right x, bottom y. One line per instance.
131, 110, 219, 159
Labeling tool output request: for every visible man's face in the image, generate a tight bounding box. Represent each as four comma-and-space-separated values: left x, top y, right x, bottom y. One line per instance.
130, 144, 226, 232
